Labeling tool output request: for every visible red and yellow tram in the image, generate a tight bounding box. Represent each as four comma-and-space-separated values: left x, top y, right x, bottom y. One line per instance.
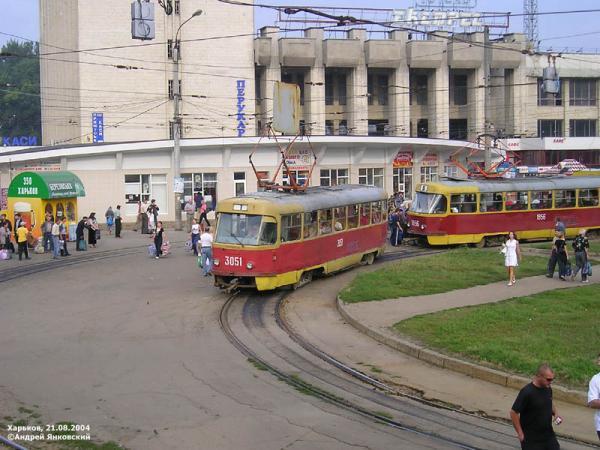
212, 184, 388, 291
408, 176, 600, 246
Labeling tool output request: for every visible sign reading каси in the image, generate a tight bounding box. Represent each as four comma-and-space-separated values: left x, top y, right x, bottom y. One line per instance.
1, 136, 38, 147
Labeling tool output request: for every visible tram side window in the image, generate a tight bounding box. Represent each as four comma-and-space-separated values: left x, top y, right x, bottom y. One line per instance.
360, 203, 371, 226
319, 209, 333, 235
371, 201, 383, 223
555, 190, 576, 208
333, 207, 347, 231
303, 211, 318, 238
530, 191, 553, 209
479, 192, 503, 212
281, 213, 302, 242
578, 188, 599, 207
347, 205, 359, 229
450, 193, 477, 213
505, 191, 528, 211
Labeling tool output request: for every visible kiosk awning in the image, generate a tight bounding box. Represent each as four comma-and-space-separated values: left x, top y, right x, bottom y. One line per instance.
8, 171, 86, 199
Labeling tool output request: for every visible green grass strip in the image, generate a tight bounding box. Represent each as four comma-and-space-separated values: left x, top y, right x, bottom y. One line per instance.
393, 285, 600, 389
340, 248, 547, 303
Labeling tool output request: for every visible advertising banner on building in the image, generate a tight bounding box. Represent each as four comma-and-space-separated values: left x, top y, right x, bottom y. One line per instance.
421, 153, 439, 167
92, 112, 104, 143
284, 147, 311, 171
393, 151, 413, 168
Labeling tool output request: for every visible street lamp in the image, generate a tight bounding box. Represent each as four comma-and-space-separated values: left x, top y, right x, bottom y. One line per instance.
172, 9, 202, 231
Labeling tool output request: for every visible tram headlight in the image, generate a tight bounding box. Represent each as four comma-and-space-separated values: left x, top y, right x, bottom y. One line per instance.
213, 258, 220, 267
246, 262, 254, 270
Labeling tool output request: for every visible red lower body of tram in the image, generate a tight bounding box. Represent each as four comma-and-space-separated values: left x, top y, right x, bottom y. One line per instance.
212, 224, 387, 291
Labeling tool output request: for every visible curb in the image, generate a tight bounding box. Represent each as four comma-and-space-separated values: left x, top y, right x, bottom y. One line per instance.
336, 296, 588, 406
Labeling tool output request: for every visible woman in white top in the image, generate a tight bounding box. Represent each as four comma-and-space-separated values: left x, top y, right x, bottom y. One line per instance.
504, 231, 521, 286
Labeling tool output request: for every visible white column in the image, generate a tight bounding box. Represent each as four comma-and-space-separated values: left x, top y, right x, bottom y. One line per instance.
305, 28, 325, 135
348, 29, 368, 136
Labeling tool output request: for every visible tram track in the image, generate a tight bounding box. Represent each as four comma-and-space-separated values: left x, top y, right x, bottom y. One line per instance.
220, 247, 598, 450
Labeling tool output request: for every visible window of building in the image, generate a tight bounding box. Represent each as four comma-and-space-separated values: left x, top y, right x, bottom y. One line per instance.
174, 0, 180, 15
283, 170, 308, 186
367, 75, 374, 106
569, 79, 597, 106
555, 190, 576, 208
569, 119, 597, 137
479, 192, 503, 212
449, 119, 468, 140
378, 75, 388, 106
450, 193, 477, 213
537, 78, 563, 106
538, 120, 563, 137
167, 39, 173, 59
325, 120, 334, 135
368, 120, 388, 136
325, 73, 334, 105
444, 165, 459, 178
182, 172, 218, 209
281, 213, 302, 242
339, 120, 348, 136
417, 119, 428, 138
234, 172, 246, 196
392, 168, 412, 199
411, 74, 428, 106
578, 188, 599, 207
505, 191, 528, 210
530, 191, 553, 209
337, 73, 347, 106
358, 168, 384, 188
420, 166, 438, 183
320, 168, 349, 186
124, 174, 168, 216
452, 74, 468, 106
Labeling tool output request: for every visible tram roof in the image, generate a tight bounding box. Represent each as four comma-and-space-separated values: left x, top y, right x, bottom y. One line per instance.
430, 176, 600, 193
220, 184, 386, 212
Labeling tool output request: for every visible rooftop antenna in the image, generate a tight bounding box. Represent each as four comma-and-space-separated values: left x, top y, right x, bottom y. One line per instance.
523, 0, 539, 50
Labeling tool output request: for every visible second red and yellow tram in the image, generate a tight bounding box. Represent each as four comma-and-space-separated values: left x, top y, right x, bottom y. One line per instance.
212, 184, 388, 291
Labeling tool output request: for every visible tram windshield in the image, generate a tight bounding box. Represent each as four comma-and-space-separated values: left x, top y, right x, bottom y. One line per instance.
411, 192, 447, 214
215, 213, 277, 245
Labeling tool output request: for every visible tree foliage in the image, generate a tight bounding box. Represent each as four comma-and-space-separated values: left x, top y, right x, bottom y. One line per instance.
0, 39, 41, 141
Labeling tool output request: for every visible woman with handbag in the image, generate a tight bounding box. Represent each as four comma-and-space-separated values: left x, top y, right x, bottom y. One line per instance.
87, 212, 99, 248
504, 231, 521, 286
571, 229, 590, 283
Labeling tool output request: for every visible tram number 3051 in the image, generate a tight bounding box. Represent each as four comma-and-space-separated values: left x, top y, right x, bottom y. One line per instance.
224, 256, 243, 267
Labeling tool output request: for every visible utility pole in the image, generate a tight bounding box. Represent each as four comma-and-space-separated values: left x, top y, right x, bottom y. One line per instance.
172, 9, 202, 231
483, 25, 492, 171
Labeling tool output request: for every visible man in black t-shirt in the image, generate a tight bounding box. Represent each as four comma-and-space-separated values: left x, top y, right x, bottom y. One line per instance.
510, 364, 561, 450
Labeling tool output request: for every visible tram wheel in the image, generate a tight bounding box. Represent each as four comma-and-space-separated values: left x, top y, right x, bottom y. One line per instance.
293, 270, 313, 290
473, 237, 487, 249
362, 252, 375, 265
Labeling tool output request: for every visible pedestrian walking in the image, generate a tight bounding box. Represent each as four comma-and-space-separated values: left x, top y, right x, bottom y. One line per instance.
198, 200, 210, 228
16, 222, 31, 260
114, 205, 122, 238
510, 363, 561, 450
190, 218, 200, 256
147, 199, 159, 232
51, 219, 61, 259
554, 232, 569, 280
388, 208, 402, 246
588, 353, 600, 442
41, 213, 54, 253
58, 217, 70, 256
503, 231, 521, 286
153, 221, 165, 259
199, 226, 213, 276
76, 216, 88, 251
105, 206, 115, 235
571, 229, 590, 283
184, 198, 195, 233
87, 213, 99, 248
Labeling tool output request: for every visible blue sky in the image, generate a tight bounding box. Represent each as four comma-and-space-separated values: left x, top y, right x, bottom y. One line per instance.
1, 0, 600, 52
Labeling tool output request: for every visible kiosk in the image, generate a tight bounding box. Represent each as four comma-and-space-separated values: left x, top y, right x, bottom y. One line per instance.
7, 171, 86, 239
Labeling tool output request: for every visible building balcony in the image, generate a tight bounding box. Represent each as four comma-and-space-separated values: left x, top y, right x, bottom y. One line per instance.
406, 40, 445, 68
365, 40, 405, 68
279, 38, 316, 67
324, 39, 363, 67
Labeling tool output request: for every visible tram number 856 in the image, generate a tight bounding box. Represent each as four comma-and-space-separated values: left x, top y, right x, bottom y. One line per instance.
225, 256, 243, 267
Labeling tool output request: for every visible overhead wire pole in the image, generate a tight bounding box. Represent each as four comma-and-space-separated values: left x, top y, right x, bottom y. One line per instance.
172, 9, 203, 231
483, 25, 492, 171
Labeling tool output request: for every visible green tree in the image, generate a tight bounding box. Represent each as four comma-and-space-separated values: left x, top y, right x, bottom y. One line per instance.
0, 40, 41, 143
